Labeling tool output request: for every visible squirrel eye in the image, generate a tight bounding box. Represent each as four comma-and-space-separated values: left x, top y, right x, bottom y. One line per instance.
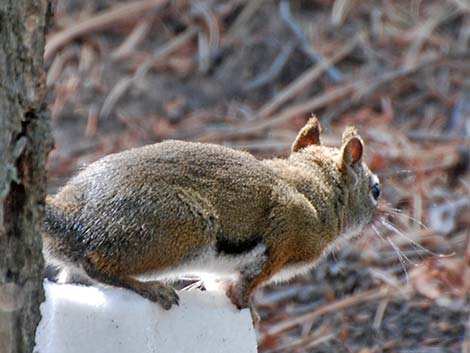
371, 183, 381, 200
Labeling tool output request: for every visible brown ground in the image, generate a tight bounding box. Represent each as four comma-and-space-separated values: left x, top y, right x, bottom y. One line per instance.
46, 1, 469, 352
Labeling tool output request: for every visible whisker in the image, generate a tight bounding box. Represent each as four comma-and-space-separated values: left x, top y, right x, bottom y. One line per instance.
371, 223, 386, 242
378, 220, 419, 266
386, 237, 410, 283
331, 247, 338, 263
371, 223, 410, 283
380, 218, 454, 258
380, 205, 428, 229
380, 217, 425, 259
377, 169, 412, 178
387, 238, 418, 266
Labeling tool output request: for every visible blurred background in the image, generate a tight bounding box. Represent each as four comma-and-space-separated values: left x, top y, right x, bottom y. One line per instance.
45, 0, 469, 352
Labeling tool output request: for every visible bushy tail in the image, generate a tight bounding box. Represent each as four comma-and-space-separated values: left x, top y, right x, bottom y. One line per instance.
42, 196, 83, 266
43, 197, 100, 285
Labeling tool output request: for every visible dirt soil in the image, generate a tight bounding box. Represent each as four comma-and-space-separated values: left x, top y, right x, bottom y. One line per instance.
46, 0, 470, 352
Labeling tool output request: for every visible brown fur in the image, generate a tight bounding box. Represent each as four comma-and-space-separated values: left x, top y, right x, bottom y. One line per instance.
42, 117, 379, 314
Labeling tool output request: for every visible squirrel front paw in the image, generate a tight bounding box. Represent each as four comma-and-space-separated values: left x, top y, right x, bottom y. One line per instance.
136, 281, 179, 310
225, 281, 248, 309
225, 282, 260, 325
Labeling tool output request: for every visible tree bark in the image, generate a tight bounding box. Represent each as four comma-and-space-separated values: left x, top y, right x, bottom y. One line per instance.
0, 1, 52, 352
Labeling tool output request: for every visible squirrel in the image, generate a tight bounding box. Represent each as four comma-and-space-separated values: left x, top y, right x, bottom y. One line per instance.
42, 117, 380, 315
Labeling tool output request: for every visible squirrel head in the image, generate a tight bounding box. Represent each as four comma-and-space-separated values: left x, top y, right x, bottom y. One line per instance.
290, 116, 380, 236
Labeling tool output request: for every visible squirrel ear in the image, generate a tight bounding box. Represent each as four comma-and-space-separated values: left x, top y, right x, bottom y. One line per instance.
292, 116, 322, 152
339, 127, 363, 170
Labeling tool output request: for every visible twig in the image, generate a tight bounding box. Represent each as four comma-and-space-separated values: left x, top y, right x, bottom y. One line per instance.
100, 27, 197, 119
404, 5, 461, 68
249, 84, 355, 133
407, 131, 470, 143
279, 0, 343, 82
449, 92, 470, 133
245, 42, 296, 90
46, 46, 80, 87
264, 285, 411, 336
110, 15, 154, 60
45, 0, 168, 62
457, 13, 470, 51
331, 0, 351, 25
372, 298, 389, 331
464, 311, 470, 353
191, 2, 220, 73
257, 34, 360, 118
447, 0, 470, 11
99, 78, 135, 120
152, 27, 198, 63
85, 104, 99, 137
226, 0, 265, 39
225, 140, 293, 153
192, 53, 438, 141
257, 286, 303, 306
266, 333, 336, 353
193, 83, 347, 142
352, 53, 437, 99
320, 98, 360, 126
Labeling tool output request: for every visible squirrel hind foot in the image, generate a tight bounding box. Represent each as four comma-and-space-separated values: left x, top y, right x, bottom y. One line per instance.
225, 282, 260, 325
56, 266, 95, 286
80, 257, 180, 310
134, 281, 180, 310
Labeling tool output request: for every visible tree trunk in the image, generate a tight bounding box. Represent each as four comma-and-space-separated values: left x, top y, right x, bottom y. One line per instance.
0, 1, 52, 352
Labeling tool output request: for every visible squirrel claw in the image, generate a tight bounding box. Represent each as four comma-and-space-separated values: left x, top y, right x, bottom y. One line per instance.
249, 305, 260, 326
138, 281, 179, 310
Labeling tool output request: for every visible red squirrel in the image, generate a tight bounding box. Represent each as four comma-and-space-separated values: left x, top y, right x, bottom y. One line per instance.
42, 117, 380, 316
